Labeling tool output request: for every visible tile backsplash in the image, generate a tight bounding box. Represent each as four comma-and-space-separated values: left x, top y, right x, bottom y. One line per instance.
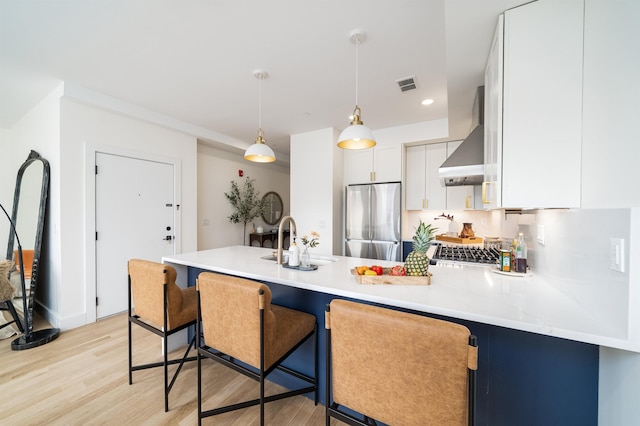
405, 207, 636, 338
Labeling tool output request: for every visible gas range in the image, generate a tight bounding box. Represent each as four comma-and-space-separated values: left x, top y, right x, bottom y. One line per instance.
430, 243, 500, 266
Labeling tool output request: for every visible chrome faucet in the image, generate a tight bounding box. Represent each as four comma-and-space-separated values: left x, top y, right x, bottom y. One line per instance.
277, 215, 297, 265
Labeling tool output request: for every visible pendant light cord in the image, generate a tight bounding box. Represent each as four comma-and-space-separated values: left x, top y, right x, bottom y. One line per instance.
355, 35, 359, 106
258, 74, 262, 129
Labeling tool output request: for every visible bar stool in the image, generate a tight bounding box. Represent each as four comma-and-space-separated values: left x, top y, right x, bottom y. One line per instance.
127, 259, 197, 412
196, 272, 317, 425
325, 299, 478, 426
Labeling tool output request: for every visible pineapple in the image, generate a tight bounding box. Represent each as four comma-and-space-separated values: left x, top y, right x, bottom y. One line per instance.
405, 220, 436, 276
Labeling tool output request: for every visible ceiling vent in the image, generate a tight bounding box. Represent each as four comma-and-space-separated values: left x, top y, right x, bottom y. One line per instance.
396, 75, 417, 92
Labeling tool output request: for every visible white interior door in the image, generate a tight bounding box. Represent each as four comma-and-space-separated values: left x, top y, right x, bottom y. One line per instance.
95, 152, 175, 319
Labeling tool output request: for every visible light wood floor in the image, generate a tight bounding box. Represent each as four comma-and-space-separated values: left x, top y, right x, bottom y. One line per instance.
0, 313, 334, 425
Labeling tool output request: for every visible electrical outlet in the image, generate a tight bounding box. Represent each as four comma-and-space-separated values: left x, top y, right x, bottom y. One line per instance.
610, 238, 625, 272
537, 225, 545, 245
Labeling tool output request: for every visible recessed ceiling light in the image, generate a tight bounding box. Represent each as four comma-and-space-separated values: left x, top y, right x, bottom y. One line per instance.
421, 99, 434, 106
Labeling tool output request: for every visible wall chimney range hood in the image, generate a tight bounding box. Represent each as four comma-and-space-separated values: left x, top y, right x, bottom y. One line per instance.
439, 86, 485, 186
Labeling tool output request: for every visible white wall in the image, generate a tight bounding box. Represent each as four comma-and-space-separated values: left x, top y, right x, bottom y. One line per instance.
0, 128, 16, 247
5, 85, 199, 329
197, 143, 290, 249
290, 128, 342, 256
60, 97, 198, 329
331, 130, 345, 255
599, 346, 640, 426
374, 118, 449, 146
581, 1, 640, 424
5, 84, 63, 319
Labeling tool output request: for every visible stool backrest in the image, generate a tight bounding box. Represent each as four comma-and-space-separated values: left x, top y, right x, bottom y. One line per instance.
327, 299, 478, 426
197, 272, 276, 369
128, 259, 184, 330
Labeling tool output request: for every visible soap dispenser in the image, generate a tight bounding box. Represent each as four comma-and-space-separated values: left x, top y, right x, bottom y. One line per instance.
448, 217, 459, 237
288, 238, 300, 267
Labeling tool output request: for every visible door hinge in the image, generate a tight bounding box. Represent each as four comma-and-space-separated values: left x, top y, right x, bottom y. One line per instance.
96, 297, 99, 306
95, 165, 98, 174
95, 231, 98, 240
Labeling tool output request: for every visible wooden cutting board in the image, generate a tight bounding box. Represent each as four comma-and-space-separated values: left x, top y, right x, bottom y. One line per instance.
436, 235, 483, 244
351, 268, 431, 285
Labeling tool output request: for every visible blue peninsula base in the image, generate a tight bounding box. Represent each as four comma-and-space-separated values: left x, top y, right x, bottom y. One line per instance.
187, 267, 598, 426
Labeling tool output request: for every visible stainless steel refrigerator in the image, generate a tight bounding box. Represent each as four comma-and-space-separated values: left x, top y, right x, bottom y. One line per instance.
345, 182, 401, 261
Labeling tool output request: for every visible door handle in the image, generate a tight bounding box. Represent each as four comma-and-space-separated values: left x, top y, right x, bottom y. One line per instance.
482, 182, 493, 204
163, 235, 173, 241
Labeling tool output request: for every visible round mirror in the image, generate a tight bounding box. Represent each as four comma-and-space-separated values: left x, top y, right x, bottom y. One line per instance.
261, 191, 283, 226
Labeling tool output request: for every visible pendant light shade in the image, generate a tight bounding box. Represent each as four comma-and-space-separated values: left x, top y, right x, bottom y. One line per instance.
245, 70, 276, 163
337, 105, 376, 149
244, 129, 275, 162
338, 30, 376, 150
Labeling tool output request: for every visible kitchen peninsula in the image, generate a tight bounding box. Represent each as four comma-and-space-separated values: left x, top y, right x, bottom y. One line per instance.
164, 245, 615, 425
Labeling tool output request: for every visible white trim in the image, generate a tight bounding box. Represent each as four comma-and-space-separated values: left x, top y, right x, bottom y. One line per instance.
64, 83, 247, 151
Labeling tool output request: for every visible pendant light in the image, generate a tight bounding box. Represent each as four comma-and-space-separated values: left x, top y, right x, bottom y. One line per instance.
337, 30, 376, 150
245, 70, 276, 163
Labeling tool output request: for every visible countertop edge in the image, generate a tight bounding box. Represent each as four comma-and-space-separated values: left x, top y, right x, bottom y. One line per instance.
163, 246, 640, 353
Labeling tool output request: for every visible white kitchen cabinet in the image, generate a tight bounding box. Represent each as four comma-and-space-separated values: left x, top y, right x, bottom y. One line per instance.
483, 0, 583, 209
445, 141, 477, 210
343, 145, 401, 185
483, 15, 503, 210
405, 143, 447, 210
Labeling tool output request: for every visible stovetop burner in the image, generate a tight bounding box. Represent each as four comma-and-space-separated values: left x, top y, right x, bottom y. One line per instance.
432, 244, 500, 265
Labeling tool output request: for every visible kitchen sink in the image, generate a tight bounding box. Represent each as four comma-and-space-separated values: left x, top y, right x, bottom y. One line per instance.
261, 253, 338, 266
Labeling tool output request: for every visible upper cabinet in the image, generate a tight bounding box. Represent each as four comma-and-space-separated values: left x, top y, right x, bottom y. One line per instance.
446, 141, 477, 210
580, 1, 640, 208
483, 15, 504, 210
405, 143, 447, 210
483, 0, 584, 209
344, 145, 402, 185
406, 141, 479, 211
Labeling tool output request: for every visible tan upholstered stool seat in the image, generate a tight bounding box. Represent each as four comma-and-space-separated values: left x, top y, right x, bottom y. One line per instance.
268, 304, 315, 368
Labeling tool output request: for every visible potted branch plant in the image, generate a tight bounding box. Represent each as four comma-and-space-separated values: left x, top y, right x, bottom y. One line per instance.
224, 177, 267, 245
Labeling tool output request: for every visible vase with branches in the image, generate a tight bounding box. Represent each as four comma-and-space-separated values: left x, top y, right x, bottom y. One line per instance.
224, 177, 267, 245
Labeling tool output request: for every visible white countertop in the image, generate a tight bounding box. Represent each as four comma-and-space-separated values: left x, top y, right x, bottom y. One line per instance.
163, 245, 638, 352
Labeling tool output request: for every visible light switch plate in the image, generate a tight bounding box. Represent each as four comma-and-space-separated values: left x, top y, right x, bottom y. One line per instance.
537, 225, 545, 245
610, 238, 625, 272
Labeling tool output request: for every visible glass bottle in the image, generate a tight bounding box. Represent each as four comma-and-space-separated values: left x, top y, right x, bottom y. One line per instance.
509, 238, 518, 271
515, 232, 527, 273
300, 246, 311, 268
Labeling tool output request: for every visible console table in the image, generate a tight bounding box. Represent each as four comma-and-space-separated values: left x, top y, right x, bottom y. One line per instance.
250, 230, 289, 248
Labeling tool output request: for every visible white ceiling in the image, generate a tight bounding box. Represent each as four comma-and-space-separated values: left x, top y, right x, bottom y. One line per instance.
0, 0, 527, 164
